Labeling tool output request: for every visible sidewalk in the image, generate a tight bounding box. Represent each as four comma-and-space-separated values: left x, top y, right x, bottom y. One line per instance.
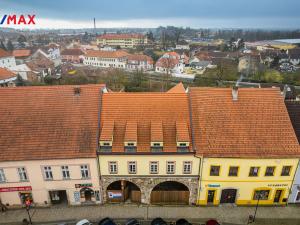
1, 204, 300, 225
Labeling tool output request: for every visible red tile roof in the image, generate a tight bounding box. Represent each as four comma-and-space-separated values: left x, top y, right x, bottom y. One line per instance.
100, 121, 114, 141
12, 49, 31, 58
0, 68, 16, 80
167, 83, 186, 93
0, 49, 12, 58
99, 92, 192, 153
127, 54, 153, 64
151, 121, 163, 142
176, 121, 190, 142
0, 84, 105, 162
189, 87, 300, 158
155, 57, 179, 68
85, 50, 129, 58
124, 121, 137, 142
97, 33, 145, 40
61, 48, 85, 56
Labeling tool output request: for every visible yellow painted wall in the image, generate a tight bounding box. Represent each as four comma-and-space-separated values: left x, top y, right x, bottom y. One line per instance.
197, 158, 298, 206
99, 154, 200, 176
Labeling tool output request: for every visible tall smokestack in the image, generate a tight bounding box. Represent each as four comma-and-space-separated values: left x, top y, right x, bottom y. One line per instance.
93, 18, 96, 34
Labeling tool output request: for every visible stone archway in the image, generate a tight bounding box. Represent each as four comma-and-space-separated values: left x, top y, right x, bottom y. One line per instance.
106, 180, 141, 203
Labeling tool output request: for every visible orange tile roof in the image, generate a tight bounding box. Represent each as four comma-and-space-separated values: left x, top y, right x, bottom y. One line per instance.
99, 121, 114, 141
167, 83, 186, 93
61, 48, 85, 56
155, 57, 179, 68
0, 84, 105, 162
0, 49, 12, 58
176, 121, 190, 142
189, 87, 300, 158
151, 121, 163, 142
0, 67, 16, 80
127, 54, 153, 64
12, 49, 31, 58
100, 92, 192, 153
85, 50, 129, 58
124, 121, 137, 142
97, 33, 145, 40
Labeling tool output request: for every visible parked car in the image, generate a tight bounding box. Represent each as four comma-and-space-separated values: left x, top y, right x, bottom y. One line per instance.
76, 219, 93, 225
98, 217, 116, 225
125, 218, 140, 225
205, 219, 220, 225
176, 219, 191, 225
151, 218, 167, 225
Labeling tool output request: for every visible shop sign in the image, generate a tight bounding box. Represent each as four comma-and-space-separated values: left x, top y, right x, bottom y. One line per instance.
108, 191, 122, 199
75, 183, 93, 188
208, 184, 220, 188
0, 186, 32, 192
267, 184, 288, 187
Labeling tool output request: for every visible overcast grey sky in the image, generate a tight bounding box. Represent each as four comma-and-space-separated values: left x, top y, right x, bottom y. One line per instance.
1, 0, 300, 29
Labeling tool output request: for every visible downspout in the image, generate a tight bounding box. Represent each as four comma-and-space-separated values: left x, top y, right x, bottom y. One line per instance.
96, 87, 104, 204
187, 89, 201, 205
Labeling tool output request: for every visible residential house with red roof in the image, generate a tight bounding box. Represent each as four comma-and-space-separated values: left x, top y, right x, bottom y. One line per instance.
0, 85, 105, 207
61, 48, 85, 63
96, 33, 148, 48
0, 67, 17, 87
155, 52, 188, 74
190, 87, 300, 206
126, 54, 154, 71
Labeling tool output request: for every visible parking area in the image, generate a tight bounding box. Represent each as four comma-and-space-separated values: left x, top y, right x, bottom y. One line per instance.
1, 204, 300, 225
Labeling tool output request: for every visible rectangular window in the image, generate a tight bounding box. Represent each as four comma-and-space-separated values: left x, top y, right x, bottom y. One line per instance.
0, 168, 6, 183
265, 166, 275, 176
167, 161, 175, 174
150, 161, 158, 174
228, 166, 239, 176
109, 162, 118, 174
61, 166, 70, 179
296, 191, 300, 202
183, 161, 192, 174
253, 190, 270, 200
249, 167, 260, 177
18, 167, 28, 181
281, 166, 292, 176
44, 166, 53, 180
210, 166, 220, 176
128, 161, 137, 174
80, 165, 90, 178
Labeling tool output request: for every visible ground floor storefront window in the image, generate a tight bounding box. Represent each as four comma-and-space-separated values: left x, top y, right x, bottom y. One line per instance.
49, 190, 68, 205
19, 192, 33, 205
253, 190, 270, 200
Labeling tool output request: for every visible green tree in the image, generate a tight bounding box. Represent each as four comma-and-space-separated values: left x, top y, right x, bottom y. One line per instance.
263, 69, 283, 83
6, 40, 14, 51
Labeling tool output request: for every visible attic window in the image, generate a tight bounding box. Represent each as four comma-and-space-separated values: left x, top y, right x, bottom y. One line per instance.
151, 142, 163, 152
127, 142, 135, 146
103, 142, 110, 146
180, 143, 186, 147
124, 142, 137, 153
153, 143, 161, 147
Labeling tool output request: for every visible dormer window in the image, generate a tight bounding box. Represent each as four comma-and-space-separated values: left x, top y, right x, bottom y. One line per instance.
103, 142, 110, 146
99, 141, 112, 152
180, 143, 186, 147
99, 121, 114, 153
176, 121, 190, 152
177, 142, 190, 152
151, 142, 163, 152
124, 142, 137, 152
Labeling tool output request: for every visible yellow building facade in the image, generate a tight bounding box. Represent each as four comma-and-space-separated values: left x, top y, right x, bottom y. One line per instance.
197, 158, 299, 206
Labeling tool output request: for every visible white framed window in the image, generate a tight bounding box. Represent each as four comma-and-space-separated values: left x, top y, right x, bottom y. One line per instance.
43, 166, 53, 180
61, 165, 70, 179
128, 161, 137, 174
109, 161, 118, 174
150, 161, 159, 174
167, 161, 175, 174
183, 161, 192, 174
18, 167, 28, 181
0, 168, 6, 183
80, 165, 90, 179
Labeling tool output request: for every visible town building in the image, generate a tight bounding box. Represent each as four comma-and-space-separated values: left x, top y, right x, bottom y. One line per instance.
0, 85, 105, 207
97, 83, 200, 205
126, 54, 154, 71
83, 50, 129, 69
0, 49, 17, 69
12, 49, 31, 65
189, 87, 300, 206
61, 48, 85, 63
96, 33, 148, 48
0, 67, 17, 87
155, 52, 188, 74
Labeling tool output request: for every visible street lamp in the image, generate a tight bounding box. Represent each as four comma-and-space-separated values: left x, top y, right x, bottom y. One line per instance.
247, 191, 263, 224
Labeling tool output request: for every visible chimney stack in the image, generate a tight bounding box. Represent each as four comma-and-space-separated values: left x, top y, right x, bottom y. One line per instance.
232, 86, 238, 101
74, 87, 81, 95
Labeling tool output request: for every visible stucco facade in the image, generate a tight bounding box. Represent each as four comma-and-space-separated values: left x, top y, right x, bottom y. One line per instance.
198, 158, 299, 206
288, 161, 300, 203
0, 158, 101, 207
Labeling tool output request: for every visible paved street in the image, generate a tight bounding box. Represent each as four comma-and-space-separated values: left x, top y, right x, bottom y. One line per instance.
1, 204, 300, 225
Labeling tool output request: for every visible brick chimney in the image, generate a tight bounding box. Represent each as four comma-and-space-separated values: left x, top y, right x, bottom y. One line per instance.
232, 86, 238, 101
